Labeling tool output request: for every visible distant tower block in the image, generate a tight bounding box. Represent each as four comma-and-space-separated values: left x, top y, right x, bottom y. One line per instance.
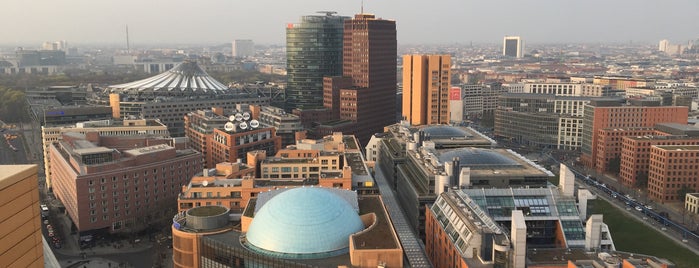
503, 36, 523, 58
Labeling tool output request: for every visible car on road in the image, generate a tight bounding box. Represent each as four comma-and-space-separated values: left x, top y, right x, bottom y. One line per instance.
645, 205, 653, 210
40, 204, 49, 212
635, 206, 643, 212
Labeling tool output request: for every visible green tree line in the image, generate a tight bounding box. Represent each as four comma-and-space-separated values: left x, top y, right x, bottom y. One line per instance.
0, 87, 28, 123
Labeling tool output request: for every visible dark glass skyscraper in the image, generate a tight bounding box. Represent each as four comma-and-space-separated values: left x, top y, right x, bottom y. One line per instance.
285, 12, 348, 110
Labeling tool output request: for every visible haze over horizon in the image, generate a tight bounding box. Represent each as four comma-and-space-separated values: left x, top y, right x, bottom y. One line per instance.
3, 0, 699, 46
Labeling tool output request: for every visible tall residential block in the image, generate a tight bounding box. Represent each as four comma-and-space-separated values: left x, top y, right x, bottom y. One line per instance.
285, 12, 348, 110
402, 55, 451, 125
231, 40, 254, 58
503, 36, 523, 58
0, 165, 43, 267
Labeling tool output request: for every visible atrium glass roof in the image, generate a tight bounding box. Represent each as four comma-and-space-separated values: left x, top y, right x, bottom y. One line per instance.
438, 148, 520, 167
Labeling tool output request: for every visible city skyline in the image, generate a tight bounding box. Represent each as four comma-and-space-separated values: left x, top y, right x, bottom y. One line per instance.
2, 0, 699, 46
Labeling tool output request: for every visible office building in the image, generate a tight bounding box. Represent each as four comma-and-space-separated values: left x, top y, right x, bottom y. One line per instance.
285, 12, 348, 110
184, 109, 281, 169
425, 166, 624, 268
373, 123, 551, 240
178, 147, 353, 213
232, 39, 254, 58
503, 36, 523, 58
49, 133, 201, 233
41, 119, 170, 191
458, 83, 507, 125
686, 193, 699, 215
580, 99, 688, 169
322, 13, 398, 145
659, 39, 670, 52
620, 133, 699, 189
495, 94, 592, 149
402, 55, 452, 125
0, 165, 44, 267
99, 61, 267, 137
250, 105, 304, 147
172, 188, 402, 268
648, 145, 699, 202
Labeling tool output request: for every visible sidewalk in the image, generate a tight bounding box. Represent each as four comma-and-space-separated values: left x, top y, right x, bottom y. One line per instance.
59, 257, 128, 268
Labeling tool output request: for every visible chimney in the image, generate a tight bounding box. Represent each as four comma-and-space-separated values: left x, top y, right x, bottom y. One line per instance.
585, 214, 603, 251
511, 210, 527, 268
559, 163, 575, 197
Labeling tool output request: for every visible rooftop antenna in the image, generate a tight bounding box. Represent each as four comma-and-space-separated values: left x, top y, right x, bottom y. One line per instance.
361, 0, 364, 14
125, 25, 130, 53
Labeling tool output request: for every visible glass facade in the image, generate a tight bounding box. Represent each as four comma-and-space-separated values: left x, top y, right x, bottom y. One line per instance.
286, 14, 348, 110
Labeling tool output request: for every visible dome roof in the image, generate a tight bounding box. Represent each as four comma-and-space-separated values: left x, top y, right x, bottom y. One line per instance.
108, 61, 229, 95
439, 148, 520, 167
245, 187, 364, 259
421, 125, 471, 139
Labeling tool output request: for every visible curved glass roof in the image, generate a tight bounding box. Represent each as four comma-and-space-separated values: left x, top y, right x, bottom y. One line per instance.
421, 125, 471, 139
108, 61, 229, 95
245, 187, 364, 259
438, 148, 520, 167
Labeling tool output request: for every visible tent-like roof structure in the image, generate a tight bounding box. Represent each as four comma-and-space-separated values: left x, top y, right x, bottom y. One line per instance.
108, 61, 229, 95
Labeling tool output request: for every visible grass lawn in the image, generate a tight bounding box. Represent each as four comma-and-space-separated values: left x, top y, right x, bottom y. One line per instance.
591, 199, 699, 268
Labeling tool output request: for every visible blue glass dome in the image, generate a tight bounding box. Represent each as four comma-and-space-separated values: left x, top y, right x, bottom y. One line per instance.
245, 187, 364, 259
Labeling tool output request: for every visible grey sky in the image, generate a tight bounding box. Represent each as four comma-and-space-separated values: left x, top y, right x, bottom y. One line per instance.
3, 0, 698, 46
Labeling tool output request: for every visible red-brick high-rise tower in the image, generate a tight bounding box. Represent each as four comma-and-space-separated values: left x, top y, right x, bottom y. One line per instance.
323, 13, 397, 145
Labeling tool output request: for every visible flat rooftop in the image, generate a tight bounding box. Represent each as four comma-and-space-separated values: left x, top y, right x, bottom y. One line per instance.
353, 196, 400, 250
653, 145, 699, 151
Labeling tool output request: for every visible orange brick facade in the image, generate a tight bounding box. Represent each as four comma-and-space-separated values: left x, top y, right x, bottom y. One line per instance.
425, 207, 470, 268
620, 136, 699, 188
648, 145, 699, 202
581, 105, 688, 170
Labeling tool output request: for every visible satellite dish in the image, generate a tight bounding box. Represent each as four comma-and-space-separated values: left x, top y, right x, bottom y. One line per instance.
229, 115, 236, 122
234, 113, 243, 121
249, 120, 260, 128
202, 180, 209, 187
224, 122, 235, 132
239, 122, 248, 130
242, 112, 251, 121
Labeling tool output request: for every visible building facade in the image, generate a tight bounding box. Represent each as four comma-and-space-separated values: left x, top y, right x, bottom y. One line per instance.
620, 134, 699, 188
648, 145, 699, 202
495, 94, 591, 149
285, 13, 348, 110
322, 13, 398, 145
580, 99, 688, 169
41, 119, 170, 191
503, 36, 523, 58
232, 40, 254, 58
402, 54, 451, 125
184, 109, 281, 169
49, 133, 201, 233
251, 105, 304, 147
0, 165, 44, 267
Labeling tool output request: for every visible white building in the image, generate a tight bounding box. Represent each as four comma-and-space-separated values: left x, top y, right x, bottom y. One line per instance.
232, 40, 255, 58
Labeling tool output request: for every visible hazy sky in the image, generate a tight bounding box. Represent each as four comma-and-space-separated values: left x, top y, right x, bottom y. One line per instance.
3, 0, 698, 46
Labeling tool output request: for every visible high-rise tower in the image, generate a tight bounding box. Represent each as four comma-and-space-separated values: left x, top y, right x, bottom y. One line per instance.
323, 13, 397, 145
402, 55, 451, 125
286, 12, 348, 110
503, 36, 523, 58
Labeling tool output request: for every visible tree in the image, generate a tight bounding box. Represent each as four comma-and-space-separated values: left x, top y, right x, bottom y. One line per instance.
677, 185, 693, 202
635, 172, 649, 189
0, 87, 28, 123
607, 156, 621, 175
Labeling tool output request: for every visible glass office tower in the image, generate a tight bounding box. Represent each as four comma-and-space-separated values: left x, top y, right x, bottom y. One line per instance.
285, 12, 348, 110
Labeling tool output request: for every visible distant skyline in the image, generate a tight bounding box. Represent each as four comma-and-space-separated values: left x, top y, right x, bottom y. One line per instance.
2, 0, 698, 47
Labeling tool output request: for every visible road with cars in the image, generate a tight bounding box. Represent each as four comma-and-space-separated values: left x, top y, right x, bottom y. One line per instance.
567, 164, 699, 255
